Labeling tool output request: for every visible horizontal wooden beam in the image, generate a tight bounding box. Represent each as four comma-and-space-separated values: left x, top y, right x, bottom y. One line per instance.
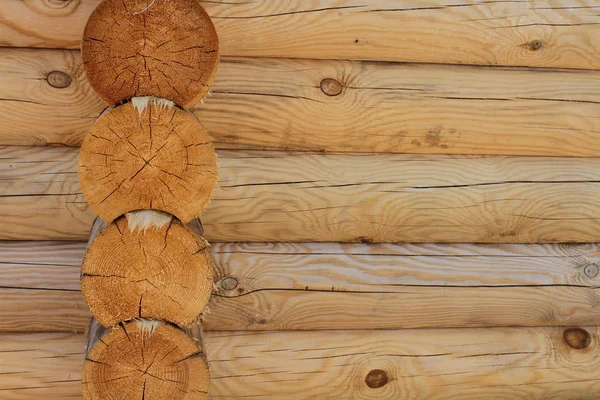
2, 240, 599, 332
2, 327, 598, 399
2, 0, 600, 70
4, 146, 600, 243
3, 48, 600, 157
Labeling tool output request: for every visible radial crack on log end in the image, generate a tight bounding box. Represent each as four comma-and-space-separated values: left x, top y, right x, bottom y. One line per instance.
82, 0, 219, 108
81, 216, 214, 328
78, 102, 217, 223
82, 321, 209, 400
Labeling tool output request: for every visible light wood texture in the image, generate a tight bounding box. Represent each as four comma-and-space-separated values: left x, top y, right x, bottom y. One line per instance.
0, 331, 86, 400
2, 327, 599, 399
207, 242, 600, 330
5, 146, 600, 243
78, 102, 217, 222
2, 0, 600, 70
4, 48, 600, 157
82, 0, 219, 107
2, 241, 600, 332
0, 48, 104, 146
0, 241, 88, 332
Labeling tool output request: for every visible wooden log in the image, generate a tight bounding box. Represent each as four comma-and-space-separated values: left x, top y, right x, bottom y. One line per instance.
2, 0, 600, 70
0, 48, 105, 146
82, 214, 213, 328
78, 101, 217, 223
5, 146, 600, 243
207, 242, 600, 330
2, 240, 600, 332
82, 320, 209, 400
4, 48, 600, 157
0, 331, 86, 400
82, 0, 219, 107
0, 241, 89, 332
2, 327, 598, 399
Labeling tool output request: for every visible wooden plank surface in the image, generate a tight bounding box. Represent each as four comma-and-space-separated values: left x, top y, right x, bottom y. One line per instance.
208, 242, 600, 330
1, 240, 600, 332
0, 48, 103, 146
1, 327, 598, 399
5, 146, 600, 243
0, 241, 88, 332
3, 48, 600, 157
2, 0, 600, 70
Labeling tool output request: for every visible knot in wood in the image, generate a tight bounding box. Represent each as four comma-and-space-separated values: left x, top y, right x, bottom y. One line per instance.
220, 277, 239, 291
46, 71, 72, 88
528, 40, 543, 51
584, 263, 599, 278
365, 369, 389, 388
563, 327, 591, 350
320, 78, 343, 96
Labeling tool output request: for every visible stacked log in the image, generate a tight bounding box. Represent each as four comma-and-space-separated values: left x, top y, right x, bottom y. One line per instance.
83, 320, 210, 399
76, 0, 220, 398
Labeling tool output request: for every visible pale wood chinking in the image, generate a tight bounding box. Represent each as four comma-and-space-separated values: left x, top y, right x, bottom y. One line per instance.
81, 0, 219, 107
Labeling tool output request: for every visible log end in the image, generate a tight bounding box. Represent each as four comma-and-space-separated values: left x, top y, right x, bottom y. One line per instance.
82, 216, 214, 327
83, 321, 209, 400
82, 0, 219, 107
78, 102, 217, 223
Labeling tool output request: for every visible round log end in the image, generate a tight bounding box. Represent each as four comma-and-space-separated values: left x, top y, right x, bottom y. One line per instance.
82, 0, 219, 107
82, 215, 214, 327
78, 102, 217, 223
83, 321, 209, 400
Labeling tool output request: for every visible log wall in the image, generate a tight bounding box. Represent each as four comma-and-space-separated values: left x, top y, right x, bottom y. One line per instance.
2, 0, 600, 398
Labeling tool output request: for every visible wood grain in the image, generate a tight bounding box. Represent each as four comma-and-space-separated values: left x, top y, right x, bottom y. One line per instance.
0, 331, 86, 400
0, 48, 104, 146
2, 0, 600, 70
0, 241, 88, 332
2, 327, 599, 399
2, 240, 600, 332
5, 146, 600, 243
4, 48, 600, 157
208, 242, 600, 330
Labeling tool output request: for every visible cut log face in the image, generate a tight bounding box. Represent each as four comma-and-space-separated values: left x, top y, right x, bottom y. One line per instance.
78, 102, 217, 223
82, 321, 209, 400
81, 0, 219, 107
81, 216, 214, 327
